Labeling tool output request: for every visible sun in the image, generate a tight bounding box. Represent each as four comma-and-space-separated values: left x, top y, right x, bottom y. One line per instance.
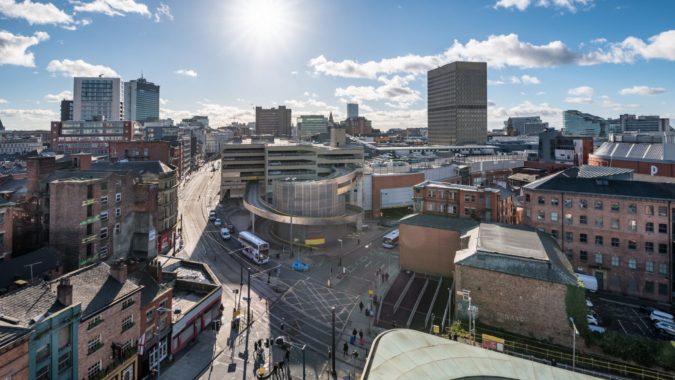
228, 0, 298, 57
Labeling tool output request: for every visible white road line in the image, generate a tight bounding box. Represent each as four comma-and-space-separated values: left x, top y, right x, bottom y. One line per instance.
631, 307, 651, 331
617, 319, 628, 334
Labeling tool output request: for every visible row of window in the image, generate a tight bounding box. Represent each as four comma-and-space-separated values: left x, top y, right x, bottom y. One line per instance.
101, 193, 123, 204
552, 230, 668, 253
98, 224, 122, 239
531, 195, 668, 216
574, 250, 670, 274
100, 207, 122, 221
535, 210, 668, 233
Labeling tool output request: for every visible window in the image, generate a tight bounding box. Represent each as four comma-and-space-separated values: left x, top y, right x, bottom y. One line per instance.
121, 315, 134, 332
645, 242, 654, 253
99, 227, 108, 239
100, 195, 108, 204
646, 261, 654, 273
551, 212, 558, 222
658, 223, 667, 234
645, 281, 654, 294
579, 199, 588, 209
628, 220, 637, 232
428, 190, 435, 198
564, 199, 573, 208
564, 214, 573, 225
646, 205, 654, 215
628, 258, 637, 269
99, 245, 109, 258
551, 229, 559, 239
580, 251, 588, 262
564, 232, 573, 242
565, 249, 573, 259
100, 210, 108, 222
0, 212, 4, 225
580, 233, 588, 243
87, 315, 103, 330
658, 206, 667, 217
628, 203, 637, 214
87, 361, 101, 380
659, 243, 667, 254
611, 219, 620, 229
87, 336, 102, 355
611, 203, 620, 212
537, 196, 545, 205
551, 197, 559, 206
36, 343, 50, 362
146, 309, 154, 323
595, 235, 603, 245
595, 253, 603, 265
659, 284, 668, 295
611, 238, 619, 247
115, 192, 122, 202
595, 218, 603, 228
537, 210, 545, 221
595, 200, 603, 210
646, 222, 654, 232
525, 194, 531, 202
660, 263, 668, 275
36, 365, 50, 380
579, 215, 588, 225
611, 256, 620, 267
628, 240, 637, 250
115, 208, 122, 217
58, 351, 71, 374
115, 223, 121, 234
122, 297, 135, 309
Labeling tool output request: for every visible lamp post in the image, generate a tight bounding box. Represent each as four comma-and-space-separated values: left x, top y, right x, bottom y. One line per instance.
243, 267, 251, 380
286, 177, 297, 257
569, 317, 579, 372
331, 307, 336, 376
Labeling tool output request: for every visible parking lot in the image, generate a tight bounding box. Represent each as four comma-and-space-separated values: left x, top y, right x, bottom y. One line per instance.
589, 295, 673, 341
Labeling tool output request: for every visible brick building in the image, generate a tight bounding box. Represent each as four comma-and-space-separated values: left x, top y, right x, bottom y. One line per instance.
589, 132, 675, 177
50, 120, 134, 156
108, 141, 184, 179
412, 180, 505, 222
523, 169, 674, 303
454, 223, 578, 346
0, 326, 30, 380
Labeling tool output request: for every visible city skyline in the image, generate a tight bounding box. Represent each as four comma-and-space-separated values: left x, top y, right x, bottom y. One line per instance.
1, 0, 675, 130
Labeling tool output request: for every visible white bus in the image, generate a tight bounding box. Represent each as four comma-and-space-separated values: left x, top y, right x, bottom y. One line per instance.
382, 229, 399, 249
238, 231, 270, 265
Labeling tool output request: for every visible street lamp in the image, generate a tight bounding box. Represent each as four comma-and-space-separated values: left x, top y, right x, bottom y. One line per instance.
569, 317, 579, 372
286, 177, 297, 257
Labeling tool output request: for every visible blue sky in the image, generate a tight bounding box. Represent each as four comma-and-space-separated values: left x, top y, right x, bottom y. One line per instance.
1, 0, 674, 130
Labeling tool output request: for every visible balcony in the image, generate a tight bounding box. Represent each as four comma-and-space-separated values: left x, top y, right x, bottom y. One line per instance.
82, 198, 96, 206
81, 234, 98, 244
79, 255, 98, 267
79, 215, 100, 226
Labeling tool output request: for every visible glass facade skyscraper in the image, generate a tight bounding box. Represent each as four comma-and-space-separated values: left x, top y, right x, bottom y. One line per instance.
297, 115, 328, 139
73, 77, 123, 121
124, 77, 160, 122
563, 110, 607, 137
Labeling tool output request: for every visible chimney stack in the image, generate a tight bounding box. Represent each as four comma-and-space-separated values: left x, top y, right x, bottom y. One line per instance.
148, 259, 163, 283
56, 278, 73, 306
110, 261, 128, 284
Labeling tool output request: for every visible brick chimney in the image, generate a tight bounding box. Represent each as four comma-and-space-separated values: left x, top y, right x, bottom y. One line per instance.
110, 261, 128, 284
56, 278, 73, 306
26, 156, 56, 195
72, 153, 92, 171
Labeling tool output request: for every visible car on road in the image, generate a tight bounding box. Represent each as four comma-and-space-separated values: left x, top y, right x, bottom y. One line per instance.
655, 321, 675, 337
227, 223, 236, 233
650, 310, 674, 324
209, 210, 216, 221
291, 260, 309, 272
220, 228, 231, 240
588, 325, 606, 334
214, 218, 222, 227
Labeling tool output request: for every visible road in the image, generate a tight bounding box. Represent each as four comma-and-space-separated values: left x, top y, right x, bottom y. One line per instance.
171, 163, 400, 379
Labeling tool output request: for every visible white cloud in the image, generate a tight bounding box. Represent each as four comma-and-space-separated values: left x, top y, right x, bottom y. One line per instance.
0, 98, 8, 104
582, 30, 675, 65
335, 75, 421, 109
619, 86, 667, 96
284, 97, 339, 116
490, 74, 540, 86
175, 69, 198, 77
290, 71, 298, 75
0, 108, 58, 129
368, 108, 427, 130
600, 95, 640, 111
72, 0, 150, 17
590, 37, 607, 44
0, 30, 49, 67
45, 90, 73, 102
46, 59, 118, 77
520, 74, 541, 84
488, 79, 506, 86
489, 101, 562, 129
495, 0, 593, 12
0, 0, 74, 25
159, 97, 168, 106
565, 85, 594, 103
153, 2, 172, 22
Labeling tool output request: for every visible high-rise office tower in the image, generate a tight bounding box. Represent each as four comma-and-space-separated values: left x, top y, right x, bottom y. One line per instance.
73, 77, 124, 121
563, 110, 607, 137
60, 99, 73, 121
255, 106, 292, 137
347, 103, 359, 119
124, 77, 160, 122
427, 62, 487, 145
297, 115, 328, 139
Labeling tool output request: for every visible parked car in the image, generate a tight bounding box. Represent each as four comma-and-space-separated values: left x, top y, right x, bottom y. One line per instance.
586, 298, 594, 308
209, 210, 216, 221
220, 228, 231, 240
214, 218, 222, 227
650, 310, 674, 324
587, 314, 599, 326
655, 321, 675, 337
291, 260, 310, 272
588, 325, 606, 334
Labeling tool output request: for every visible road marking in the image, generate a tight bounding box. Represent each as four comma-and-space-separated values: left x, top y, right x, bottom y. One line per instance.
617, 319, 628, 334
631, 307, 651, 331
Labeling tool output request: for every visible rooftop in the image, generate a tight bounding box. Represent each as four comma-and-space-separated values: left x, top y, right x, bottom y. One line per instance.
413, 180, 501, 193
362, 329, 597, 380
156, 256, 218, 285
399, 214, 479, 234
0, 247, 61, 291
91, 160, 175, 175
0, 324, 31, 350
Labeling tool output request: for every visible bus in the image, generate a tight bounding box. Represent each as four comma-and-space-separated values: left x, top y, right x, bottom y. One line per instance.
382, 229, 399, 249
237, 231, 270, 265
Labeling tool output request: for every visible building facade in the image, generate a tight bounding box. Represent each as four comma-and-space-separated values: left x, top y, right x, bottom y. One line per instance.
60, 99, 73, 121
563, 110, 608, 137
50, 120, 134, 156
412, 180, 503, 223
427, 61, 487, 146
297, 115, 328, 139
343, 116, 372, 136
255, 106, 292, 137
73, 77, 124, 122
589, 133, 675, 177
347, 103, 358, 119
124, 78, 160, 123
505, 116, 547, 136
523, 171, 674, 303
620, 114, 669, 133
0, 327, 30, 380
0, 134, 43, 155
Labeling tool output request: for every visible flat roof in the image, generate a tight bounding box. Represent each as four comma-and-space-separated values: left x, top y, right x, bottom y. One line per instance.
362, 329, 598, 380
399, 214, 479, 234
478, 223, 548, 261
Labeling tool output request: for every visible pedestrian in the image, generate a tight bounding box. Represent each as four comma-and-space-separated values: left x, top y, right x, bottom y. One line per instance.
359, 330, 364, 345
357, 238, 360, 245
281, 322, 285, 332
343, 342, 349, 357
352, 328, 357, 337
338, 257, 342, 267
359, 301, 364, 313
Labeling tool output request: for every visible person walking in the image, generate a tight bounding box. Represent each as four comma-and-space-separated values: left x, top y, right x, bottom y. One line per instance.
359, 301, 364, 313
343, 342, 349, 357
359, 330, 364, 345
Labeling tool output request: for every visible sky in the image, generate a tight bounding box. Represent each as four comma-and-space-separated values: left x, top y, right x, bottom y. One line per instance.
1, 0, 675, 131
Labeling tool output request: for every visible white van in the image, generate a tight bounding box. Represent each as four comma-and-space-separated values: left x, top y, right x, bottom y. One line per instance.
220, 228, 231, 240
575, 273, 598, 292
650, 310, 674, 323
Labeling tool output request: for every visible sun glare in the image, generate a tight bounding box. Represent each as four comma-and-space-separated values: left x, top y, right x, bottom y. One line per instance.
228, 0, 298, 57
